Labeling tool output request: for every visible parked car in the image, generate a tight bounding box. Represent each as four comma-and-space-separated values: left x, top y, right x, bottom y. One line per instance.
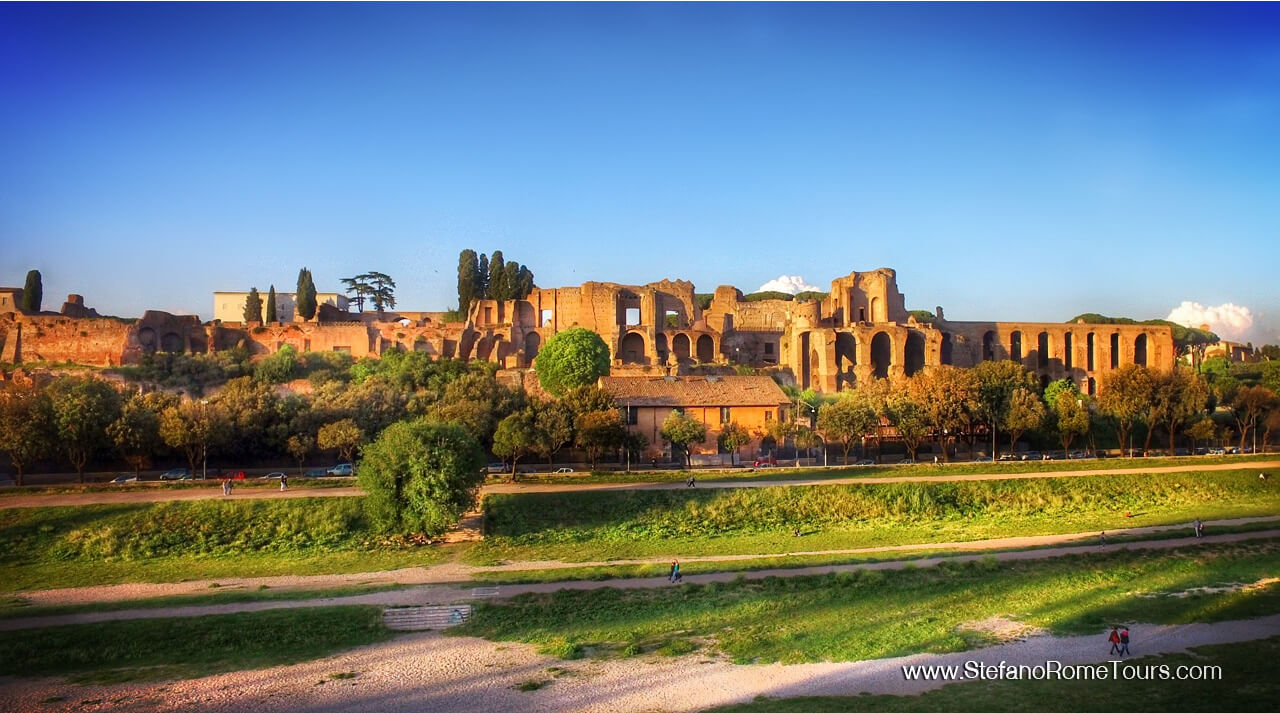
1208, 448, 1226, 456
304, 467, 329, 478
973, 456, 993, 463
898, 458, 915, 465
1020, 452, 1042, 461
1174, 448, 1189, 456
854, 459, 876, 466
998, 453, 1017, 461
327, 463, 354, 477
159, 467, 190, 481
553, 467, 574, 474
222, 470, 246, 480
111, 473, 138, 483
486, 462, 507, 474
752, 461, 775, 469
260, 472, 286, 480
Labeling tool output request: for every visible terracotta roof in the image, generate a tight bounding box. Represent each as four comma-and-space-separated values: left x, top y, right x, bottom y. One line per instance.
601, 375, 789, 408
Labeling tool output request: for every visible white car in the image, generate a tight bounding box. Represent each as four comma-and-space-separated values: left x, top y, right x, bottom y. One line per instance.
554, 467, 574, 474
111, 473, 139, 483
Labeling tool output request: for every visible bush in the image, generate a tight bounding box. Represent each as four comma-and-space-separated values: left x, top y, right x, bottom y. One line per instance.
357, 420, 486, 536
254, 345, 299, 383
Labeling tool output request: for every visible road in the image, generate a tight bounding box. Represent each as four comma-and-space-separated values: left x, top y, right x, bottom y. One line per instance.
3, 459, 1278, 508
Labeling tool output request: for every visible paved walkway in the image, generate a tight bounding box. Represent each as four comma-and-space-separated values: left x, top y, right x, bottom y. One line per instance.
4, 459, 1277, 508
2, 610, 1278, 713
5, 527, 1277, 632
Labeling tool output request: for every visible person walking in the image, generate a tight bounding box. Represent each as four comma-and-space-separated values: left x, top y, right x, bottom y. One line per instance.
280, 473, 288, 492
686, 475, 696, 488
1193, 518, 1202, 538
1100, 531, 1107, 546
1119, 626, 1131, 656
1108, 627, 1121, 655
669, 559, 681, 583
221, 478, 230, 497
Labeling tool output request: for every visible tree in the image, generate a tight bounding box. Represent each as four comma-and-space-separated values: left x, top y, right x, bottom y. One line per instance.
792, 424, 822, 463
535, 328, 611, 397
255, 344, 299, 383
907, 366, 978, 461
286, 433, 314, 475
1098, 364, 1154, 456
318, 418, 363, 463
1263, 408, 1280, 450
886, 386, 929, 461
22, 269, 42, 313
817, 392, 877, 464
362, 271, 397, 314
515, 265, 535, 298
265, 285, 278, 322
108, 392, 175, 476
1004, 387, 1045, 454
357, 420, 485, 536
660, 410, 707, 467
501, 261, 521, 302
1048, 385, 1091, 453
1186, 418, 1216, 450
575, 409, 626, 469
1150, 369, 1209, 452
340, 275, 371, 313
49, 377, 122, 482
242, 287, 264, 323
488, 251, 507, 300
295, 267, 317, 320
717, 422, 752, 465
0, 382, 54, 484
159, 399, 229, 477
457, 250, 481, 317
426, 371, 523, 446
1229, 385, 1276, 452
492, 408, 539, 475
532, 399, 574, 464
973, 361, 1039, 459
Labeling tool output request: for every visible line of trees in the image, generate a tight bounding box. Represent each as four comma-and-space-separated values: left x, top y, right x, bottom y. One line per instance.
456, 249, 535, 315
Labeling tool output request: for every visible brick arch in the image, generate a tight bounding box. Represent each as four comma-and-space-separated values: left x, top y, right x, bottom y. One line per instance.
1010, 331, 1023, 362
524, 331, 541, 367
904, 331, 926, 376
695, 334, 714, 363
1134, 333, 1148, 366
871, 331, 892, 379
620, 331, 647, 364
672, 333, 691, 362
982, 330, 997, 361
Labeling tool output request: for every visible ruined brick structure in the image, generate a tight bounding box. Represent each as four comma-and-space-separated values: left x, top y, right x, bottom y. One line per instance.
0, 270, 1175, 395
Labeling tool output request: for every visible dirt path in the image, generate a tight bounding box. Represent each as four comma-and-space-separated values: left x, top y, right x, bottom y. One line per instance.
3, 612, 1278, 713
4, 459, 1277, 508
5, 527, 1277, 631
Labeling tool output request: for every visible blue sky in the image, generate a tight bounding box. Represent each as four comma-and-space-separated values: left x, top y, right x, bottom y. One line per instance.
2, 3, 1278, 342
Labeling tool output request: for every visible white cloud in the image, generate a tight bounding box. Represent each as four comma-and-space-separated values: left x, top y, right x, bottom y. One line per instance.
1166, 301, 1254, 342
756, 275, 821, 295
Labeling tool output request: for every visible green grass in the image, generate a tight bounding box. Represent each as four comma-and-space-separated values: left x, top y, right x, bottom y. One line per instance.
0, 478, 353, 497
0, 582, 410, 620
474, 469, 1280, 562
514, 453, 1277, 485
0, 499, 448, 591
705, 636, 1280, 713
453, 540, 1280, 664
0, 606, 394, 683
467, 520, 1280, 585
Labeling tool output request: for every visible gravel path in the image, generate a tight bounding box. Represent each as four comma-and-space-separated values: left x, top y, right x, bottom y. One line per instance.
5, 460, 1276, 508
5, 528, 1277, 632
3, 613, 1277, 713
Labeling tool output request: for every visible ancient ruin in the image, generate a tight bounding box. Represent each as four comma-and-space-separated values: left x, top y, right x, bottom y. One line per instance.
0, 269, 1174, 394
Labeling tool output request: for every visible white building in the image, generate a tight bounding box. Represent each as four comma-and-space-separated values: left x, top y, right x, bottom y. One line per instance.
213, 291, 349, 323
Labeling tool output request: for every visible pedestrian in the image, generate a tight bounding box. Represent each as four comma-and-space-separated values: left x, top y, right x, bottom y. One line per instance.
933, 455, 939, 464
793, 526, 802, 537
221, 478, 229, 496
672, 559, 681, 583
686, 475, 696, 488
280, 473, 288, 492
227, 478, 234, 495
1100, 531, 1107, 546
1193, 518, 1202, 538
1120, 626, 1131, 656
1260, 472, 1268, 481
1108, 626, 1121, 655
651, 458, 657, 470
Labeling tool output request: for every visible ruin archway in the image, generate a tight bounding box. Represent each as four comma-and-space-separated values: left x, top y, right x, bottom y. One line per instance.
160, 332, 183, 353
1064, 333, 1074, 369
835, 333, 856, 371
870, 297, 882, 322
905, 331, 925, 376
871, 332, 891, 379
655, 333, 668, 362
1110, 333, 1121, 368
799, 332, 812, 389
1037, 332, 1049, 369
621, 332, 646, 364
982, 331, 996, 361
1134, 334, 1148, 366
475, 336, 494, 361
696, 334, 714, 363
1087, 333, 1096, 371
1010, 331, 1023, 362
940, 333, 953, 365
524, 332, 541, 367
673, 333, 691, 362
137, 327, 157, 354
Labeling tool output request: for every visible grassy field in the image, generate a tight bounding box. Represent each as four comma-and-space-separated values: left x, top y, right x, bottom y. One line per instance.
514, 454, 1277, 485
0, 477, 354, 497
474, 469, 1280, 562
0, 499, 447, 591
0, 606, 394, 683
454, 540, 1280, 664
704, 636, 1280, 713
468, 520, 1280, 585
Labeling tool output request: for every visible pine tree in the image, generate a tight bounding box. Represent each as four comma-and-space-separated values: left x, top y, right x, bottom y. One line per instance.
243, 287, 263, 323
457, 250, 479, 315
296, 268, 317, 320
21, 270, 42, 313
488, 251, 506, 300
265, 285, 278, 322
477, 253, 490, 300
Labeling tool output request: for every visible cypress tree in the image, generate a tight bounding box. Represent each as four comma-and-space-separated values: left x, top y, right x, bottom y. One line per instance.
457, 250, 479, 315
477, 253, 489, 301
488, 251, 506, 300
243, 287, 263, 323
502, 261, 520, 302
265, 285, 278, 322
516, 265, 535, 298
21, 270, 42, 313
296, 268, 317, 320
